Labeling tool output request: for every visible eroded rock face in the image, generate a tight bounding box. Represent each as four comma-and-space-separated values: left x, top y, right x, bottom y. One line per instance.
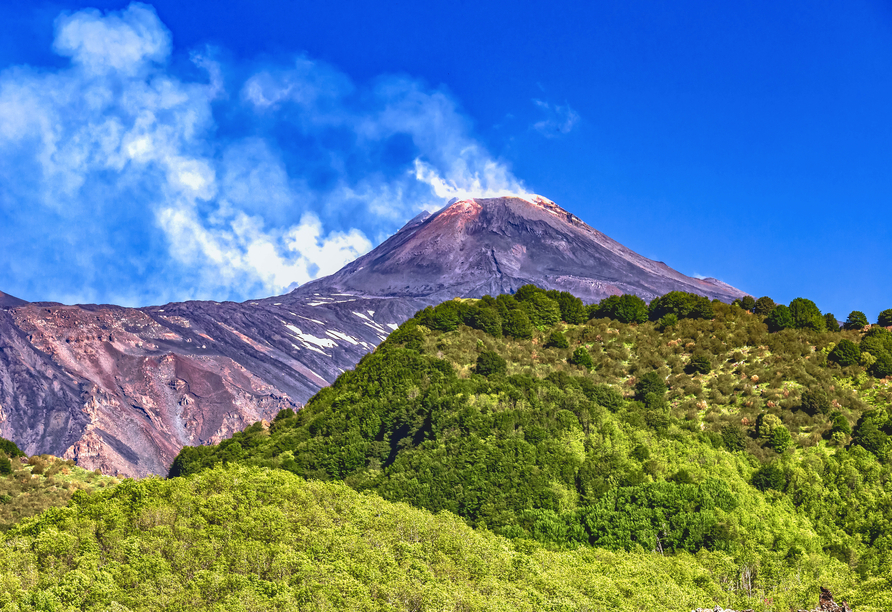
0, 194, 747, 476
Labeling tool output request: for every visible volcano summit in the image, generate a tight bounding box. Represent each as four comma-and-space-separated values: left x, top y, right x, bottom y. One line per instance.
0, 194, 746, 476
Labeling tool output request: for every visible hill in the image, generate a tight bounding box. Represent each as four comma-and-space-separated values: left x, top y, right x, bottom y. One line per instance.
172, 287, 892, 610
0, 464, 863, 612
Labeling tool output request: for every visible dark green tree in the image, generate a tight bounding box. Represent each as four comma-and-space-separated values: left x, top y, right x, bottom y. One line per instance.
740, 296, 756, 311
554, 291, 587, 324
870, 353, 892, 378
751, 464, 785, 491
789, 298, 825, 331
753, 296, 776, 316
844, 311, 869, 331
634, 371, 667, 401
467, 306, 503, 337
649, 292, 714, 321
521, 293, 561, 328
569, 346, 594, 370
475, 351, 507, 377
823, 313, 840, 331
593, 294, 649, 324
765, 305, 793, 332
878, 309, 892, 327
851, 410, 891, 459
0, 438, 24, 458
720, 425, 747, 452
829, 339, 861, 367
687, 352, 712, 375
800, 388, 831, 416
503, 309, 533, 339
544, 330, 570, 349
0, 456, 11, 475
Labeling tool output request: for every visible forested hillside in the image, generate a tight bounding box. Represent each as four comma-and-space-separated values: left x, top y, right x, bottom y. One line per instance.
2, 287, 891, 611
169, 287, 892, 610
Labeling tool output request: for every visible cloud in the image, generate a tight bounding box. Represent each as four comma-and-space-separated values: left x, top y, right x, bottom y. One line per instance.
533, 99, 580, 137
0, 3, 525, 305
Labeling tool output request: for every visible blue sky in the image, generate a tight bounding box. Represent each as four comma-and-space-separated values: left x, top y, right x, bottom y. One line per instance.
0, 1, 890, 321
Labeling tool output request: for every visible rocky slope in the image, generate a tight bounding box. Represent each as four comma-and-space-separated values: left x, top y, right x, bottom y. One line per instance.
0, 194, 746, 476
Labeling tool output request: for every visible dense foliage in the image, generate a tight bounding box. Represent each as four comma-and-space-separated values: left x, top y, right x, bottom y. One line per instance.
2, 465, 844, 612
169, 287, 892, 610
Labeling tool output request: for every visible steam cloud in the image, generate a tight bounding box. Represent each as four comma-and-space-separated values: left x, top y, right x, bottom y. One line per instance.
0, 3, 526, 305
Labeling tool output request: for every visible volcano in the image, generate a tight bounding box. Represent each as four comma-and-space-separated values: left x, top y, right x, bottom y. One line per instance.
0, 194, 746, 476
297, 194, 744, 303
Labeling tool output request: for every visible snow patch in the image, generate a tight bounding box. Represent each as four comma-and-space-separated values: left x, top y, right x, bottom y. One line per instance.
285, 324, 337, 350
386, 323, 399, 330
326, 330, 361, 345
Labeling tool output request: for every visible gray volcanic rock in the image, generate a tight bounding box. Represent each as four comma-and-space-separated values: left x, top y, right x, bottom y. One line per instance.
0, 291, 27, 308
296, 195, 746, 304
0, 194, 747, 476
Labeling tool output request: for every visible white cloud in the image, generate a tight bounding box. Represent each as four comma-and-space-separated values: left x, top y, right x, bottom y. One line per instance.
0, 2, 526, 305
533, 99, 580, 137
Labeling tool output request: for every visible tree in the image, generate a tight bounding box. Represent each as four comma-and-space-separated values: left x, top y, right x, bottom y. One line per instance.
569, 347, 594, 370
544, 330, 570, 349
475, 351, 507, 377
467, 306, 503, 338
823, 313, 840, 331
751, 464, 785, 491
503, 309, 533, 339
721, 425, 746, 452
754, 296, 776, 316
765, 305, 793, 332
554, 291, 587, 324
740, 296, 756, 311
657, 313, 678, 331
591, 294, 648, 324
789, 298, 825, 331
878, 309, 892, 327
871, 353, 892, 378
0, 437, 24, 458
649, 292, 713, 321
635, 371, 667, 401
829, 339, 860, 367
521, 293, 561, 328
844, 311, 869, 330
851, 410, 891, 460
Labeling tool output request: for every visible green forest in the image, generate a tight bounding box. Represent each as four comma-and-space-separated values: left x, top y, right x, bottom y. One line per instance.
2, 287, 892, 611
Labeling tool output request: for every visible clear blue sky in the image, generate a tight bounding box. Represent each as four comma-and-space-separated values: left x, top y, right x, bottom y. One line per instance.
0, 1, 890, 321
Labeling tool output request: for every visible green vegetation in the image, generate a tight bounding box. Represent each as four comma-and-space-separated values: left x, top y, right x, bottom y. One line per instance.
0, 453, 118, 532
0, 464, 836, 612
5, 286, 892, 610
845, 311, 868, 331
168, 286, 892, 610
878, 309, 892, 327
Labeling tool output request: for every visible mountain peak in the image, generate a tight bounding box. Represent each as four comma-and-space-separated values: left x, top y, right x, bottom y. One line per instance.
295, 194, 746, 304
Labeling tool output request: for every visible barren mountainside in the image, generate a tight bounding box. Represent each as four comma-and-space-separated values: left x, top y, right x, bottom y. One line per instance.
0, 194, 746, 476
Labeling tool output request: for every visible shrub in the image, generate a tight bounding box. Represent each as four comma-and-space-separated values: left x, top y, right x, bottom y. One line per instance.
635, 371, 666, 401
800, 388, 831, 416
844, 311, 869, 330
754, 296, 776, 315
721, 425, 747, 452
544, 330, 570, 349
870, 353, 892, 378
829, 339, 860, 367
829, 411, 851, 437
658, 313, 678, 331
0, 457, 11, 475
570, 347, 594, 370
687, 352, 712, 375
475, 351, 507, 377
0, 438, 24, 458
851, 410, 890, 459
878, 309, 892, 327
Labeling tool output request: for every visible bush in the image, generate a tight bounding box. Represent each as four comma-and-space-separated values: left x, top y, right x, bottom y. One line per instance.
870, 353, 892, 378
878, 309, 892, 327
800, 388, 831, 416
635, 371, 667, 401
475, 351, 507, 377
766, 305, 793, 332
569, 347, 594, 370
544, 330, 570, 349
658, 313, 678, 331
754, 296, 776, 315
720, 425, 746, 452
0, 457, 11, 475
844, 311, 869, 330
851, 410, 890, 459
829, 339, 860, 367
687, 352, 712, 375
